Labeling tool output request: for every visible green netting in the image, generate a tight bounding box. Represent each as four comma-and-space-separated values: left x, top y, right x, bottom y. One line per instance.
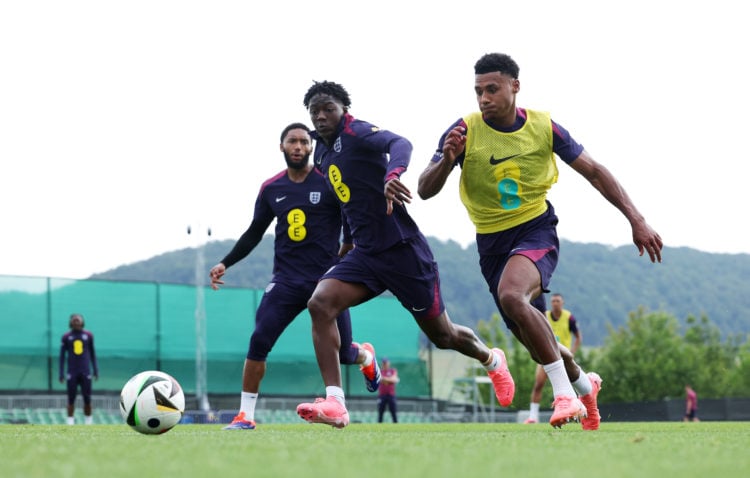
0, 275, 429, 397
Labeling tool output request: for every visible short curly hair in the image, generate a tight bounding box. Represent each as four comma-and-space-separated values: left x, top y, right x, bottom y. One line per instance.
303, 80, 352, 109
474, 53, 520, 79
280, 122, 310, 143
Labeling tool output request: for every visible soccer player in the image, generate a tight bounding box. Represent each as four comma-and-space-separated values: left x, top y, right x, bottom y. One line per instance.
377, 357, 399, 423
524, 293, 584, 424
295, 81, 515, 429
418, 52, 662, 429
59, 313, 98, 425
210, 123, 380, 430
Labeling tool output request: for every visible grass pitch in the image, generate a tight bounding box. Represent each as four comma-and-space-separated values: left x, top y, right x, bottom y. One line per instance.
1, 422, 748, 478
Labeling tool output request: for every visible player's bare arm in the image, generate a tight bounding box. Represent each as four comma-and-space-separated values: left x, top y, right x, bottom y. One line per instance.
417, 126, 466, 199
569, 150, 663, 263
209, 263, 226, 290
384, 178, 412, 215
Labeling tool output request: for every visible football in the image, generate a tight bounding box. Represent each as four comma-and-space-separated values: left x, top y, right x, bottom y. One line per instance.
119, 370, 185, 434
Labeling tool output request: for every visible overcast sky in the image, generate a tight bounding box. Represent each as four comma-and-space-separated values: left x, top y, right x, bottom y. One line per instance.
2, 0, 747, 280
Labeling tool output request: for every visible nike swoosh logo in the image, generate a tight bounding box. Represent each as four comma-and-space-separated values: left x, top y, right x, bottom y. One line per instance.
275, 196, 287, 203
489, 154, 520, 165
411, 306, 427, 312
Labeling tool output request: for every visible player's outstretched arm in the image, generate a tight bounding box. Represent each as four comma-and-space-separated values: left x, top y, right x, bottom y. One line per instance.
570, 150, 663, 263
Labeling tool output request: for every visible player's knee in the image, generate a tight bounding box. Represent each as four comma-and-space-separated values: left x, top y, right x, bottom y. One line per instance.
307, 294, 328, 316
307, 296, 342, 324
497, 290, 524, 314
248, 337, 272, 361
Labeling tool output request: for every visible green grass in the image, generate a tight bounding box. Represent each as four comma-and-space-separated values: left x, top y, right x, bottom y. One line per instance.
1, 422, 748, 478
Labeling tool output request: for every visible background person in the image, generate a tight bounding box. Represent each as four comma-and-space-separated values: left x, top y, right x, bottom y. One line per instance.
684, 384, 699, 422
525, 293, 581, 423
210, 123, 379, 430
377, 357, 400, 423
59, 313, 98, 425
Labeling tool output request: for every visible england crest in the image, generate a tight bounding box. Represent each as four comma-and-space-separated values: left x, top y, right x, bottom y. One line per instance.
309, 192, 321, 204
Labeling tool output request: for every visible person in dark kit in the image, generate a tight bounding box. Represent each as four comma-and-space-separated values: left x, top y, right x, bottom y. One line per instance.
59, 313, 98, 425
295, 81, 514, 429
210, 123, 379, 430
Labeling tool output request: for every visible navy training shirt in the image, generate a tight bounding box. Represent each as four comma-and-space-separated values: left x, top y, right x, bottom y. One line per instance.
60, 329, 98, 379
312, 114, 421, 253
222, 168, 344, 283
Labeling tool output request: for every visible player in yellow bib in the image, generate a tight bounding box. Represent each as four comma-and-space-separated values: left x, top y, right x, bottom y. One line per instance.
524, 293, 581, 424
419, 52, 663, 430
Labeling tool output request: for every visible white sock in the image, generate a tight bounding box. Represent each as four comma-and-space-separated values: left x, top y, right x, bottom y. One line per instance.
572, 369, 593, 396
528, 402, 540, 421
326, 386, 346, 406
543, 359, 576, 398
66, 416, 74, 425
240, 391, 258, 420
483, 350, 500, 371
361, 348, 373, 367
84, 415, 93, 425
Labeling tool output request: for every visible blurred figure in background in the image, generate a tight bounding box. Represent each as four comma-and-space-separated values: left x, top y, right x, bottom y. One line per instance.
525, 293, 582, 424
377, 357, 400, 423
684, 384, 699, 422
59, 313, 98, 425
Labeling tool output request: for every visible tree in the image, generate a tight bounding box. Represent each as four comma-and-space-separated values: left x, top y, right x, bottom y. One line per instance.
594, 308, 690, 402
592, 309, 750, 402
470, 308, 750, 407
726, 339, 750, 396
683, 314, 745, 398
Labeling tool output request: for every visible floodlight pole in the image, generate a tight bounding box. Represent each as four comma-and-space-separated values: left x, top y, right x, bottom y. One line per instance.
188, 224, 212, 412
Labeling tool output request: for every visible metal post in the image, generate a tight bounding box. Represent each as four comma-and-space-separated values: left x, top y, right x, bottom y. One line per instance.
155, 282, 161, 371
46, 277, 52, 392
427, 341, 433, 399
188, 225, 211, 411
